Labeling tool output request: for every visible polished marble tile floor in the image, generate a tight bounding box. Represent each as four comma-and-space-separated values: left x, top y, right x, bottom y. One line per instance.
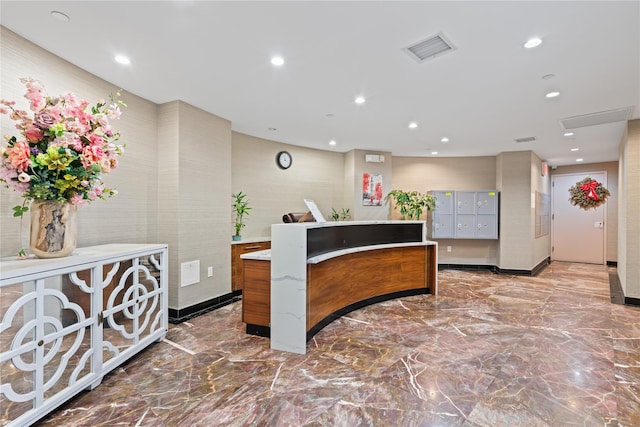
36, 262, 640, 426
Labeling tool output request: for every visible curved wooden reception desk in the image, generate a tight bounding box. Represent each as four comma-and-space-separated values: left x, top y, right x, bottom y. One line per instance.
242, 221, 437, 354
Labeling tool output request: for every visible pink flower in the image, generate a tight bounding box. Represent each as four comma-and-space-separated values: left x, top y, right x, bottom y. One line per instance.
20, 77, 46, 111
7, 141, 31, 170
34, 110, 57, 129
81, 145, 104, 168
24, 125, 43, 142
69, 193, 87, 206
88, 133, 105, 147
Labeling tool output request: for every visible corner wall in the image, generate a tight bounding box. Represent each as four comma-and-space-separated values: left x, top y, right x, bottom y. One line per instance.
618, 119, 640, 299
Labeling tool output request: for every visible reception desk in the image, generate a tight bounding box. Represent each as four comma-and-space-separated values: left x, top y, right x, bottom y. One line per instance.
242, 221, 437, 354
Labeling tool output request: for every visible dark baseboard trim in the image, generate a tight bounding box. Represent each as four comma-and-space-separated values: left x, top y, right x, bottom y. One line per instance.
232, 289, 242, 297
246, 324, 270, 338
625, 296, 640, 307
609, 272, 625, 305
244, 288, 431, 341
438, 257, 551, 277
169, 292, 239, 324
607, 261, 618, 267
609, 272, 640, 307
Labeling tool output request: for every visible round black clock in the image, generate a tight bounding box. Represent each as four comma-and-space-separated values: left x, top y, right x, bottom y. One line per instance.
276, 151, 292, 169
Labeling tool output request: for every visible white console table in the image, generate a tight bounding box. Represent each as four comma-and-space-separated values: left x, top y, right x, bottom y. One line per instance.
0, 244, 168, 427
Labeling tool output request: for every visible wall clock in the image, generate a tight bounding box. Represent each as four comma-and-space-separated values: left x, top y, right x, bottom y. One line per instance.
276, 151, 292, 169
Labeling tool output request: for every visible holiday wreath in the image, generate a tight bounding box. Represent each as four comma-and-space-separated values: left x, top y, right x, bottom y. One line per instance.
568, 176, 610, 210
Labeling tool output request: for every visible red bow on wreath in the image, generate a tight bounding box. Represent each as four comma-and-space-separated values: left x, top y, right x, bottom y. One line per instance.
580, 180, 600, 201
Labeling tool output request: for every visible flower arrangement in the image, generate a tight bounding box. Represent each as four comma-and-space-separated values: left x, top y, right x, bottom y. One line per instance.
0, 78, 125, 218
568, 176, 610, 210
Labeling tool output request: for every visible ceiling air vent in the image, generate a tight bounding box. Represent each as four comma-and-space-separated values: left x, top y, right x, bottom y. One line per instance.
514, 136, 537, 143
404, 32, 456, 63
561, 106, 635, 130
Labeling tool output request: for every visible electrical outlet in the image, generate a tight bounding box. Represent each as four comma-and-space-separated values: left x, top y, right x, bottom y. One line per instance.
207, 266, 213, 277
447, 246, 452, 252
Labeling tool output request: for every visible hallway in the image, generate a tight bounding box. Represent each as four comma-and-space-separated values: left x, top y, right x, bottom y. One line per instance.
37, 262, 640, 426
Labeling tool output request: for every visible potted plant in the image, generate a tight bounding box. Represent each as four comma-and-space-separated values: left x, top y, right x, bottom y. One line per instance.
329, 207, 351, 221
231, 191, 251, 240
386, 190, 436, 220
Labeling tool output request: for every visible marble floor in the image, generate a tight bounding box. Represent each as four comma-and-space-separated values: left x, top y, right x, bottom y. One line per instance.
35, 262, 640, 426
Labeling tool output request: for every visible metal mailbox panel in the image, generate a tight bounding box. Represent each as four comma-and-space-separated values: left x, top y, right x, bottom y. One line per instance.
432, 191, 453, 214
432, 214, 454, 238
476, 214, 498, 238
455, 192, 476, 215
476, 191, 498, 215
455, 214, 476, 238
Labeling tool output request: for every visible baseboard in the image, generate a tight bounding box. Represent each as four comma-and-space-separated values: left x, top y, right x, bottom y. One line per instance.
609, 272, 625, 305
169, 292, 239, 324
625, 296, 640, 307
438, 257, 551, 277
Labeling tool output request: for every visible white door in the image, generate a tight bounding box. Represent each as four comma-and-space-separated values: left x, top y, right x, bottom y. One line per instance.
551, 172, 606, 264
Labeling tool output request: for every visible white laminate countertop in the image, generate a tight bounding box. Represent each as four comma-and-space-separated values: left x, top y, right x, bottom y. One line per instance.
239, 240, 437, 263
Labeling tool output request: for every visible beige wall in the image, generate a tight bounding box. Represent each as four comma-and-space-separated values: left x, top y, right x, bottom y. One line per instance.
351, 149, 393, 221
618, 119, 640, 298
531, 152, 552, 267
231, 132, 345, 238
1, 27, 160, 256
176, 102, 232, 308
1, 28, 234, 311
551, 161, 618, 262
392, 156, 498, 264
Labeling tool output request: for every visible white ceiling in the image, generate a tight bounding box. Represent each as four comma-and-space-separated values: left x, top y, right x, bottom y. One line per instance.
2, 1, 639, 166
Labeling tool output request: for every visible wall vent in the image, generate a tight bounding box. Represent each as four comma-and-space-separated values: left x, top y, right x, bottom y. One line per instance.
514, 136, 537, 143
561, 106, 635, 130
404, 32, 456, 63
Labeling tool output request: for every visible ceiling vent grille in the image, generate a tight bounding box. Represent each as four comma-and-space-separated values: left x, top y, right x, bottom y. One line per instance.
404, 32, 456, 63
561, 106, 635, 130
514, 136, 537, 143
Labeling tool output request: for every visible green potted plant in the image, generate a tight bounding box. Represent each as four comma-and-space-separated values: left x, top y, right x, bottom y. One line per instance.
386, 190, 436, 220
329, 207, 351, 221
231, 191, 251, 241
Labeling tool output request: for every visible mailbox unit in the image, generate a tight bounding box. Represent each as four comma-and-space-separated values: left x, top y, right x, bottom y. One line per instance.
431, 190, 499, 239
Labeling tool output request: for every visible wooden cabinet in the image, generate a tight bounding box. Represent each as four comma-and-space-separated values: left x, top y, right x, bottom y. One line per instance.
241, 259, 271, 326
231, 240, 270, 293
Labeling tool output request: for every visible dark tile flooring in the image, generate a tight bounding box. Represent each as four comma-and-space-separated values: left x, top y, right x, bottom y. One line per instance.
35, 262, 640, 426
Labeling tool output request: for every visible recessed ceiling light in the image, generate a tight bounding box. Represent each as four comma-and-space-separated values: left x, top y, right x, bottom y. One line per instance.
354, 96, 366, 105
431, 151, 438, 155
542, 73, 555, 80
576, 158, 584, 162
408, 122, 418, 129
114, 55, 130, 65
268, 127, 277, 131
326, 113, 334, 118
524, 37, 542, 49
50, 11, 70, 22
545, 91, 560, 98
564, 132, 574, 136
270, 56, 284, 66
329, 140, 337, 146
571, 148, 580, 152
440, 137, 449, 143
